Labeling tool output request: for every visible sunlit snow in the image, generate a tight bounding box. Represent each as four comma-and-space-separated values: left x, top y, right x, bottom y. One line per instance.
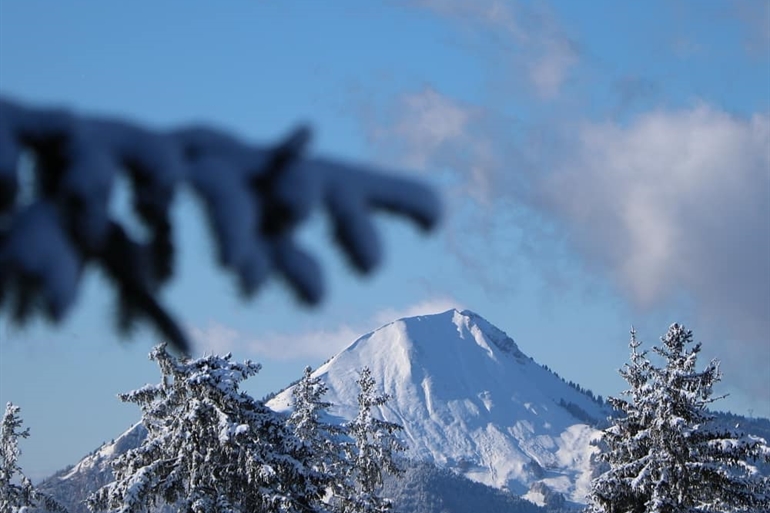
268, 309, 607, 504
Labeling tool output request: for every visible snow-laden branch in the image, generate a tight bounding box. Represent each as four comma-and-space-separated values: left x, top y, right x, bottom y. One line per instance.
0, 97, 441, 354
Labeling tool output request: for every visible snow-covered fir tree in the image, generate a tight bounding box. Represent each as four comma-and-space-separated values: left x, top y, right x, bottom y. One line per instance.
87, 345, 327, 513
290, 366, 335, 449
287, 366, 343, 507
588, 329, 653, 512
336, 367, 405, 513
1, 402, 67, 513
587, 324, 770, 513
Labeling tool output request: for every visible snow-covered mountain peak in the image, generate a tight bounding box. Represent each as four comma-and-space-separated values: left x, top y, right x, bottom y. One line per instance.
268, 309, 607, 505
322, 308, 528, 383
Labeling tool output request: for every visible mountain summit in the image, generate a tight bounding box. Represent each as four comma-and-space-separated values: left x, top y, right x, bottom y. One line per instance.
268, 309, 606, 505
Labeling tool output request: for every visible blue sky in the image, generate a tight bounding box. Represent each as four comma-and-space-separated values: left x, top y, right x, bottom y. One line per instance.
1, 0, 768, 480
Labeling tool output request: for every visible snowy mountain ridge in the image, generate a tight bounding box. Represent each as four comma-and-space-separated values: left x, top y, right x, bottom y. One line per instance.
267, 309, 608, 506
35, 424, 151, 513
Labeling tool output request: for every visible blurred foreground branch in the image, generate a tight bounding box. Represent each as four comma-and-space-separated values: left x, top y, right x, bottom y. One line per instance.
0, 98, 440, 354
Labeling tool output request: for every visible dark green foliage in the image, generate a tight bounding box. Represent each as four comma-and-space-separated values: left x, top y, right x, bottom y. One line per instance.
557, 399, 603, 427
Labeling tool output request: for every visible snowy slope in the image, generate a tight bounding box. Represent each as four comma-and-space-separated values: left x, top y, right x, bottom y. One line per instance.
35, 423, 156, 513
268, 309, 607, 505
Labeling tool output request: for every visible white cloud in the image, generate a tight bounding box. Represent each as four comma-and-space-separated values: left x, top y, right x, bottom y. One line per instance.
190, 321, 360, 361
371, 90, 770, 344
528, 37, 579, 100
538, 105, 770, 401
541, 105, 770, 332
189, 296, 464, 361
189, 321, 241, 355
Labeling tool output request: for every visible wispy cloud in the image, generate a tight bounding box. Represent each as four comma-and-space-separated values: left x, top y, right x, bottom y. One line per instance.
190, 321, 360, 361
189, 296, 464, 361
366, 86, 524, 205
527, 36, 579, 100
189, 322, 242, 356
368, 88, 477, 172
405, 0, 579, 99
371, 297, 465, 326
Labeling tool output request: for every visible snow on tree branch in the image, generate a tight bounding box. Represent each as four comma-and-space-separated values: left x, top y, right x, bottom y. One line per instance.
0, 97, 441, 354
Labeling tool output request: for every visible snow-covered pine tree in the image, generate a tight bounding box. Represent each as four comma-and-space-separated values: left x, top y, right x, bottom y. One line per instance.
287, 366, 342, 507
290, 366, 334, 448
87, 344, 324, 513
588, 329, 652, 512
336, 366, 405, 513
0, 402, 67, 513
587, 324, 770, 513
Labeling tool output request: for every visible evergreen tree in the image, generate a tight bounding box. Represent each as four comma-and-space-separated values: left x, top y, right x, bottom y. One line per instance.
587, 325, 770, 512
87, 344, 324, 513
336, 367, 405, 513
289, 366, 334, 448
589, 329, 652, 512
287, 366, 343, 507
0, 402, 67, 513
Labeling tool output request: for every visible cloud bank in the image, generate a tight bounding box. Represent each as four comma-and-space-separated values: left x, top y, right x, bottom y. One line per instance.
540, 106, 769, 338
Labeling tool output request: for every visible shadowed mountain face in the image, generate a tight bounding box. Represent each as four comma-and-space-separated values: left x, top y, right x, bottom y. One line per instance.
381, 461, 550, 513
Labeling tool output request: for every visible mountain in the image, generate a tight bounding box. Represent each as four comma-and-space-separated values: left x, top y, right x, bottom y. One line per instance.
267, 309, 610, 507
34, 423, 159, 513
33, 308, 769, 511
